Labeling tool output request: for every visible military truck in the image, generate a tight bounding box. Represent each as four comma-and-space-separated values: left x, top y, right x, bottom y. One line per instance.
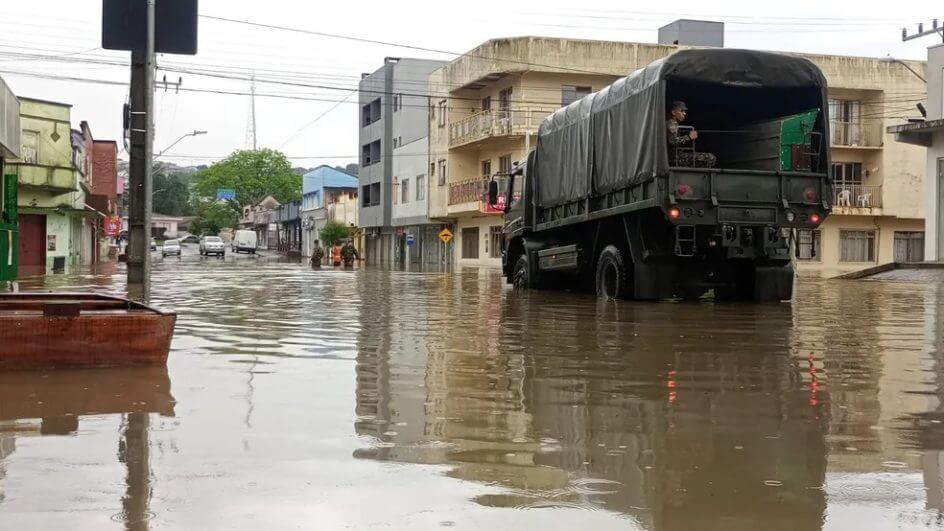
490, 49, 831, 301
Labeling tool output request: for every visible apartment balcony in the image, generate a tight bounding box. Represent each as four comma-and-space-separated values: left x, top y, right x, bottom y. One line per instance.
14, 164, 77, 194
833, 184, 882, 214
447, 177, 503, 216
252, 210, 275, 226
448, 108, 551, 149
831, 122, 883, 149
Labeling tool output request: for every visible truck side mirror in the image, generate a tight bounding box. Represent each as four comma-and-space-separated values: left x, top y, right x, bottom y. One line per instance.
487, 179, 499, 206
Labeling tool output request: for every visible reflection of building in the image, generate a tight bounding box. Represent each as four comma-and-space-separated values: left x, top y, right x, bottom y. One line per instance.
353, 270, 828, 528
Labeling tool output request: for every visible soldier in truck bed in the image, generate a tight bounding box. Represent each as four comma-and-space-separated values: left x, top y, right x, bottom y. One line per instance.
667, 101, 717, 168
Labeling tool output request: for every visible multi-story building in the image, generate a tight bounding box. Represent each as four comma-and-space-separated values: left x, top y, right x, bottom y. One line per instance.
239, 195, 280, 250
300, 165, 358, 257
88, 138, 119, 259
890, 43, 944, 263
427, 30, 928, 275
10, 98, 97, 272
358, 57, 446, 266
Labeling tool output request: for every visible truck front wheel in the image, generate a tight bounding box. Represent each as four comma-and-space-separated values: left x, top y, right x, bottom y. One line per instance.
596, 245, 632, 299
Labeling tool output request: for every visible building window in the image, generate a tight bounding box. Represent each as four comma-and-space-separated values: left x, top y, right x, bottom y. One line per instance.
829, 99, 863, 146
840, 230, 876, 262
393, 93, 400, 112
831, 162, 863, 185
361, 184, 371, 207
489, 226, 502, 259
795, 229, 821, 261
430, 162, 435, 178
361, 104, 371, 127
481, 96, 491, 111
370, 182, 381, 207
362, 98, 382, 126
499, 88, 512, 111
361, 140, 381, 166
461, 227, 479, 259
401, 178, 410, 204
392, 177, 398, 205
481, 159, 491, 178
21, 130, 38, 164
416, 174, 425, 201
894, 231, 924, 262
561, 85, 592, 106
438, 100, 447, 127
438, 159, 447, 185
499, 154, 512, 173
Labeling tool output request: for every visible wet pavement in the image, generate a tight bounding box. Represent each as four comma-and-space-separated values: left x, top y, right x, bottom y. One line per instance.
2, 249, 944, 530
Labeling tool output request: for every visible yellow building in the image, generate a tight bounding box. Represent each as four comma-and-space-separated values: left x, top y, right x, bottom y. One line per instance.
427, 36, 927, 274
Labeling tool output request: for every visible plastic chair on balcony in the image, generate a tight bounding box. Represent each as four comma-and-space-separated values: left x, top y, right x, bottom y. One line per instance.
837, 189, 852, 207
857, 192, 871, 208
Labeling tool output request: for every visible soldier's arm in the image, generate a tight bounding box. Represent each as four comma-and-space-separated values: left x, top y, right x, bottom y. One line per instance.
667, 121, 692, 147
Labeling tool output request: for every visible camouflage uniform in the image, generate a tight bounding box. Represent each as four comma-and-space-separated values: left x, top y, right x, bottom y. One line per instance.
667, 118, 717, 168
341, 242, 359, 268
310, 246, 324, 268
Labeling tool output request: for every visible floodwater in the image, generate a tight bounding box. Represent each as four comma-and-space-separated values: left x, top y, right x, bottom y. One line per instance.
2, 253, 944, 530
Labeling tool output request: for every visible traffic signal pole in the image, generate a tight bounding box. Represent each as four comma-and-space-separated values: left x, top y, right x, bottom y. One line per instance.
127, 0, 155, 288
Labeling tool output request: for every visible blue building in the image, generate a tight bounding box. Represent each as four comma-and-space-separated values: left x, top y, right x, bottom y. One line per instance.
301, 165, 359, 257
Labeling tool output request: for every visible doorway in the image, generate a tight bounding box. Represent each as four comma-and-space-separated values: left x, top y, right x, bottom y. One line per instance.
18, 214, 45, 268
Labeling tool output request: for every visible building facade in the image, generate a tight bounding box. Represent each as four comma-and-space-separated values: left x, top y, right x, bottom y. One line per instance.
358, 57, 446, 266
427, 35, 928, 274
239, 195, 280, 250
890, 43, 944, 263
276, 200, 301, 255
10, 98, 97, 272
300, 165, 358, 257
88, 139, 119, 258
0, 76, 20, 283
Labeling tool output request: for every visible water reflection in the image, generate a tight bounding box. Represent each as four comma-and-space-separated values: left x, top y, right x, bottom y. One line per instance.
354, 272, 944, 529
0, 366, 174, 530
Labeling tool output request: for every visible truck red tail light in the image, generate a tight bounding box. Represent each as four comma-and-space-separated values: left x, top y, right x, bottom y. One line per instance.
810, 213, 821, 224
677, 184, 689, 196
669, 207, 681, 220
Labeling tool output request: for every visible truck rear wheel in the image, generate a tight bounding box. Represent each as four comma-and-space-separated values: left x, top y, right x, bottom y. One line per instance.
513, 254, 538, 290
596, 245, 632, 299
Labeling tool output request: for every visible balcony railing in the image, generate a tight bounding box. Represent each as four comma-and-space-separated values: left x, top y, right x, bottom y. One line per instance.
449, 177, 488, 206
833, 184, 882, 209
252, 210, 275, 226
448, 108, 552, 148
830, 121, 883, 148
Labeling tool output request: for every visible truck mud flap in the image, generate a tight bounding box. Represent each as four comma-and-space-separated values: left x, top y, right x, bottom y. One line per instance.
634, 261, 676, 300
754, 264, 794, 302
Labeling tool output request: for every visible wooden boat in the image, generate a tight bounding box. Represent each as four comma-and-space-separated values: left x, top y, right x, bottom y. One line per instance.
0, 292, 175, 367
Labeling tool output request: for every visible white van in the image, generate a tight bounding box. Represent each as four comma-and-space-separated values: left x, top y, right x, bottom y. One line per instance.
232, 229, 258, 254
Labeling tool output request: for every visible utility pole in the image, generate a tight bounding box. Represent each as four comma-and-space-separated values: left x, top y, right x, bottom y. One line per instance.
246, 73, 257, 150
902, 19, 944, 42
127, 0, 156, 287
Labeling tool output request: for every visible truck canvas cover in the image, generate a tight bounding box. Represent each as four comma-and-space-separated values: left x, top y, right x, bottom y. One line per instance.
534, 49, 829, 208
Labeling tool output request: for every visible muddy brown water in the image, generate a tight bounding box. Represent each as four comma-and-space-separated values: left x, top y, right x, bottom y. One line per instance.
1, 255, 943, 530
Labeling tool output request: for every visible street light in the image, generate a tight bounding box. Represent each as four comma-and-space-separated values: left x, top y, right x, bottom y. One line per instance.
880, 56, 927, 83
156, 130, 208, 157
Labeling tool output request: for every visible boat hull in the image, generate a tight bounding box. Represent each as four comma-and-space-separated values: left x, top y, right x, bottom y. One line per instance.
0, 293, 176, 367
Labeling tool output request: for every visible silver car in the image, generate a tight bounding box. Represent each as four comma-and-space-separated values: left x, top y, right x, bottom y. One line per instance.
199, 236, 225, 257
162, 239, 181, 257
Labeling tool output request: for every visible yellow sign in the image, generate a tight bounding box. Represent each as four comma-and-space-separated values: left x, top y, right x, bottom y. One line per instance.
438, 228, 453, 244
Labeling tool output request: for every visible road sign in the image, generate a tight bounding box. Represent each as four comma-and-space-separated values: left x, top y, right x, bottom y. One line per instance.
216, 188, 236, 201
102, 0, 199, 55
406, 234, 415, 247
438, 228, 453, 244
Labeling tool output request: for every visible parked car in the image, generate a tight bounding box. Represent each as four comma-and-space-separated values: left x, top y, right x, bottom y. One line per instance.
232, 229, 258, 254
162, 239, 181, 257
199, 236, 225, 257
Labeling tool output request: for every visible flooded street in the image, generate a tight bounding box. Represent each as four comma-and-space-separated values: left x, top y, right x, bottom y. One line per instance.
2, 254, 944, 530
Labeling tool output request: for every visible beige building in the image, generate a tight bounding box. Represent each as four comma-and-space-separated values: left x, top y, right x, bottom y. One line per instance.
427, 36, 927, 274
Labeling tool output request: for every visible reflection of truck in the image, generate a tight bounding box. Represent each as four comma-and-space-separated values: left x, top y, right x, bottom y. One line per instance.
232, 229, 258, 254
494, 49, 832, 301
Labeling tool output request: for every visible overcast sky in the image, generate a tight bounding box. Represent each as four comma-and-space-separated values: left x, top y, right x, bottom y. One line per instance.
0, 1, 939, 168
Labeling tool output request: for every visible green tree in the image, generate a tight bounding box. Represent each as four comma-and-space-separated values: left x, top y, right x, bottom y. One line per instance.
319, 220, 350, 248
192, 149, 301, 205
188, 199, 239, 236
152, 170, 192, 216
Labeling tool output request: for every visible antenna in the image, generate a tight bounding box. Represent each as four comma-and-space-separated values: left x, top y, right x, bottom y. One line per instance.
245, 72, 257, 150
